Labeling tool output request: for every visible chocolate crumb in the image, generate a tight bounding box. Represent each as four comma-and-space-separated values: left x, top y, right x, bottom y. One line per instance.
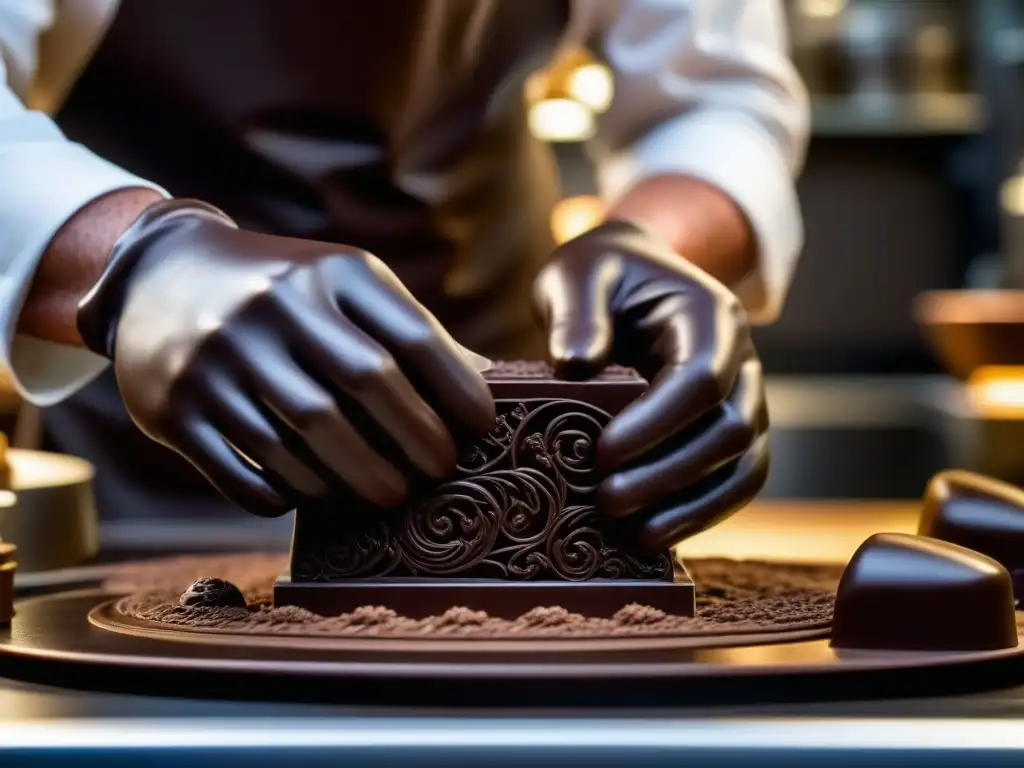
347, 606, 399, 626
613, 603, 667, 625
519, 606, 580, 627
250, 605, 319, 624
436, 607, 489, 626
179, 577, 247, 609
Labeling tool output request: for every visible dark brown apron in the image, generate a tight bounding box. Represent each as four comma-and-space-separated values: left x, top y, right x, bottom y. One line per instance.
42, 0, 568, 519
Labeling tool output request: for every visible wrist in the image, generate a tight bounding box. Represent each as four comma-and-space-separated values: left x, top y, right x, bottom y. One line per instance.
76, 198, 236, 358
18, 188, 165, 348
607, 174, 758, 289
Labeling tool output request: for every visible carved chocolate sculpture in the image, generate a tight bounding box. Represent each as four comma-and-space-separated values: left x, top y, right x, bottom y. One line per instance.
275, 362, 694, 619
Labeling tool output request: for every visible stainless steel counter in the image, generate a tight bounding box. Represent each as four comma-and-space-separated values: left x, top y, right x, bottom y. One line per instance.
4, 676, 1024, 765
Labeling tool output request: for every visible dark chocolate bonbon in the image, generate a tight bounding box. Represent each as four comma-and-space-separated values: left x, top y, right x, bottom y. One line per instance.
919, 470, 1024, 593
831, 532, 1018, 651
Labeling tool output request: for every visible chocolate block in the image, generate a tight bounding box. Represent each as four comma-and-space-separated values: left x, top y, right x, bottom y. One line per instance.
276, 362, 694, 619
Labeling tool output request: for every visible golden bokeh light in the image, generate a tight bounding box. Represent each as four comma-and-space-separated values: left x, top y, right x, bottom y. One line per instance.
1001, 171, 1024, 217
528, 98, 596, 142
966, 366, 1024, 418
550, 195, 606, 244
525, 47, 612, 142
796, 0, 846, 20
566, 62, 613, 113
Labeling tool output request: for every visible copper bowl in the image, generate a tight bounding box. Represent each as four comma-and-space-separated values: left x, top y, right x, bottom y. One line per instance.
914, 291, 1024, 380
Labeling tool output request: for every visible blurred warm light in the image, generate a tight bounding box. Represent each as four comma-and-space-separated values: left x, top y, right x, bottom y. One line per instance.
674, 500, 920, 565
528, 98, 596, 142
916, 25, 955, 58
525, 47, 612, 142
524, 72, 549, 105
966, 366, 1024, 418
1001, 170, 1024, 216
551, 195, 606, 244
797, 0, 846, 20
567, 63, 613, 113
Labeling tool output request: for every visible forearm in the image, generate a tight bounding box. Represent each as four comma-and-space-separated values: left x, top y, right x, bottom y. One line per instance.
607, 173, 758, 290
17, 187, 163, 346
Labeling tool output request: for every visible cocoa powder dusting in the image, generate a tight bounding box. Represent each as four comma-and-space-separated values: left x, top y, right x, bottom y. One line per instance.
106, 555, 844, 640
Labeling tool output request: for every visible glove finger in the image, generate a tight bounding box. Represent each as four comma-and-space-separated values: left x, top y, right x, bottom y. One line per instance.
599, 356, 765, 518
275, 282, 460, 480
321, 256, 496, 437
201, 373, 331, 501
240, 341, 410, 508
637, 432, 770, 552
532, 258, 621, 380
598, 295, 749, 470
170, 419, 293, 518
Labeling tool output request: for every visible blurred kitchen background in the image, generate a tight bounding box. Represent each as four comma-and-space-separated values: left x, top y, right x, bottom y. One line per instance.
8, 0, 1024, 564
531, 0, 1024, 501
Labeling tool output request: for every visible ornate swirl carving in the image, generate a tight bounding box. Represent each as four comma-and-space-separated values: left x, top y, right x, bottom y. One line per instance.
547, 505, 603, 581
398, 479, 501, 575
599, 550, 674, 580
513, 400, 609, 497
457, 403, 528, 474
292, 519, 402, 580
291, 398, 671, 583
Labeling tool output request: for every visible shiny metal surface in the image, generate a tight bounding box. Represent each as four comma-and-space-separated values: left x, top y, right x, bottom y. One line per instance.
2, 716, 1024, 752
0, 449, 98, 573
2, 692, 1024, 768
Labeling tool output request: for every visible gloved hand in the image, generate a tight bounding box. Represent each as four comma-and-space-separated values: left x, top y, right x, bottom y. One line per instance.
533, 220, 769, 552
77, 199, 495, 517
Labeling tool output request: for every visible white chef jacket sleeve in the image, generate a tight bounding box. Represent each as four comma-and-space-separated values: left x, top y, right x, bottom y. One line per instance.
0, 0, 168, 406
589, 0, 810, 324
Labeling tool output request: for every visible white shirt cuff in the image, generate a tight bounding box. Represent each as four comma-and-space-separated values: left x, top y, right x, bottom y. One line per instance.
595, 108, 804, 325
0, 140, 168, 405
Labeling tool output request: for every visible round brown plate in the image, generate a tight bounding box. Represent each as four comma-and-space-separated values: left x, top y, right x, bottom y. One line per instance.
88, 596, 833, 653
3, 590, 1024, 707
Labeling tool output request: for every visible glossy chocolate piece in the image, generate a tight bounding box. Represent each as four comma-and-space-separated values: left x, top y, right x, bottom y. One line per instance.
831, 532, 1018, 651
919, 470, 1024, 600
278, 363, 694, 618
0, 542, 15, 626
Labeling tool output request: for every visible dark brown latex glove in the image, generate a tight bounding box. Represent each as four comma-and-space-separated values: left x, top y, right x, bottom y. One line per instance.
77, 199, 495, 517
533, 220, 769, 552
